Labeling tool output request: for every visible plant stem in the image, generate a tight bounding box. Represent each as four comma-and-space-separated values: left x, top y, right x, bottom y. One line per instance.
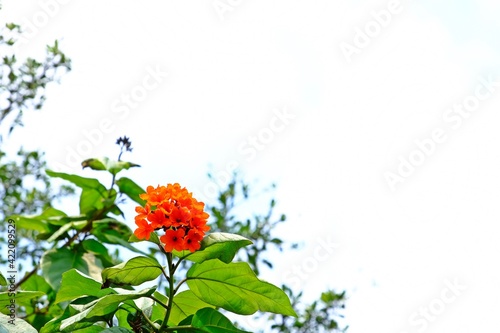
173, 278, 187, 295
149, 295, 169, 310
159, 252, 176, 331
141, 310, 159, 333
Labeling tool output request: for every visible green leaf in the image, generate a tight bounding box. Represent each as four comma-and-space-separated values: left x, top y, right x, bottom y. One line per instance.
86, 288, 155, 317
41, 248, 99, 290
91, 218, 133, 244
46, 170, 107, 193
55, 269, 109, 304
0, 312, 37, 333
114, 309, 134, 330
191, 307, 251, 333
91, 219, 150, 257
101, 256, 162, 286
60, 288, 155, 331
80, 188, 104, 214
82, 157, 140, 176
73, 326, 107, 333
21, 274, 52, 295
150, 291, 168, 324
0, 273, 6, 287
0, 291, 45, 308
10, 207, 67, 233
115, 177, 146, 206
46, 170, 109, 215
178, 233, 252, 264
101, 328, 134, 333
46, 221, 87, 243
82, 239, 115, 267
49, 214, 88, 226
6, 23, 19, 30
10, 215, 50, 233
102, 234, 151, 257
40, 303, 76, 333
81, 158, 106, 171
169, 290, 215, 325
187, 260, 296, 317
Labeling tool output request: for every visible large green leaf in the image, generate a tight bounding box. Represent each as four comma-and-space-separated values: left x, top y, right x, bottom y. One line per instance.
178, 233, 252, 264
73, 326, 107, 333
46, 170, 109, 216
0, 312, 37, 333
92, 219, 150, 257
82, 157, 140, 176
80, 188, 104, 214
169, 290, 215, 325
46, 221, 88, 243
40, 300, 98, 333
150, 291, 168, 324
191, 307, 251, 333
10, 215, 50, 233
41, 248, 101, 290
101, 256, 162, 286
40, 305, 72, 333
81, 239, 115, 267
102, 234, 151, 257
60, 288, 155, 331
114, 309, 134, 330
46, 170, 107, 193
56, 269, 110, 304
115, 177, 146, 206
10, 207, 67, 233
20, 274, 52, 294
0, 291, 44, 308
48, 214, 88, 226
101, 328, 134, 333
187, 260, 296, 317
0, 273, 6, 287
85, 288, 155, 317
91, 219, 150, 256
91, 218, 133, 245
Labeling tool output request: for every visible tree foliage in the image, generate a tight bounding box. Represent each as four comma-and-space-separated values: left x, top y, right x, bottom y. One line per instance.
0, 23, 71, 138
0, 15, 347, 333
0, 21, 74, 268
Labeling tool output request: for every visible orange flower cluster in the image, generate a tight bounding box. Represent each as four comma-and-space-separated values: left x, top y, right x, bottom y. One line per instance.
133, 183, 210, 253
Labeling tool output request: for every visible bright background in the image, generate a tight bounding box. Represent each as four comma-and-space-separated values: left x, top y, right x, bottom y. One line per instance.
2, 1, 500, 332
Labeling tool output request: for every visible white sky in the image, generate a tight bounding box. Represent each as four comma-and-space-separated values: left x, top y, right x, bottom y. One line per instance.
2, 1, 500, 332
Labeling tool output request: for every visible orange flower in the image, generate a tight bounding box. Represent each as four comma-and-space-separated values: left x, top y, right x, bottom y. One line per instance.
139, 185, 167, 205
134, 218, 154, 240
135, 204, 150, 222
169, 206, 191, 228
134, 183, 210, 253
160, 228, 185, 252
148, 209, 168, 229
190, 216, 210, 233
184, 229, 203, 252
